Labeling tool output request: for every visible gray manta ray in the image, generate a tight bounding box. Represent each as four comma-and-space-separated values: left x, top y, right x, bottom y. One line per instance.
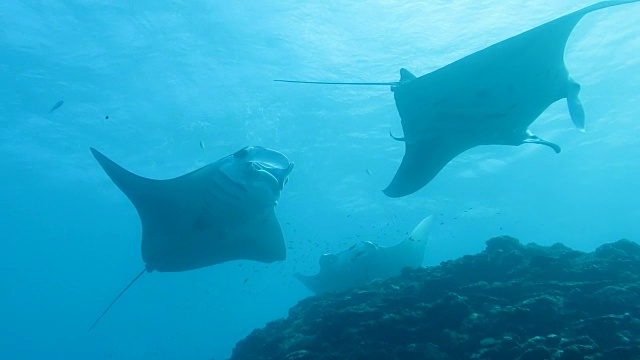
88, 146, 293, 330
295, 215, 434, 294
275, 0, 639, 197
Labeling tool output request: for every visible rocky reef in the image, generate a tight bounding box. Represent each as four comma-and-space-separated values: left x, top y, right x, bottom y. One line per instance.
229, 237, 640, 360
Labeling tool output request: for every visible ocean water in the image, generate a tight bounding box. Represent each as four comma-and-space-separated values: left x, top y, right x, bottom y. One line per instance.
1, 1, 639, 359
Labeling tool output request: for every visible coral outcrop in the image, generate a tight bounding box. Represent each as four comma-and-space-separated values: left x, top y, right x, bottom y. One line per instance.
230, 237, 640, 360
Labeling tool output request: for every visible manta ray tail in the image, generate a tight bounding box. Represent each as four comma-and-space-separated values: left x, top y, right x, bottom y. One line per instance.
88, 267, 147, 332
274, 68, 421, 87
274, 79, 396, 86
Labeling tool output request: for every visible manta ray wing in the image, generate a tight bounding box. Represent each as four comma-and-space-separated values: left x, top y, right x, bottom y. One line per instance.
91, 147, 288, 272
378, 214, 434, 269
384, 0, 639, 197
384, 138, 468, 197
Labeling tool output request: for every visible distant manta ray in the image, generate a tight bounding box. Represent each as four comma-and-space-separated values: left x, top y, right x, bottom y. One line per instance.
48, 100, 64, 113
295, 215, 434, 294
88, 146, 294, 331
275, 0, 640, 197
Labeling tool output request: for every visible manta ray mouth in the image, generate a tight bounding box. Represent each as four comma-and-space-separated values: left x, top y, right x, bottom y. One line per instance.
252, 161, 294, 190
236, 146, 294, 191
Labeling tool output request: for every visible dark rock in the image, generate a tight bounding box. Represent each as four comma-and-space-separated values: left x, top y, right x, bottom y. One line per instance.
516, 345, 552, 360
485, 236, 522, 253
228, 238, 640, 360
559, 345, 591, 360
602, 346, 640, 360
595, 239, 640, 259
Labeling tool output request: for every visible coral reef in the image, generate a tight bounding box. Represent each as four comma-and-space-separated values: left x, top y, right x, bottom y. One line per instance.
229, 237, 640, 360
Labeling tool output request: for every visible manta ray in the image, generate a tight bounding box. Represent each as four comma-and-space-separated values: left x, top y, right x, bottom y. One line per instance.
295, 215, 434, 294
88, 146, 294, 331
275, 0, 639, 197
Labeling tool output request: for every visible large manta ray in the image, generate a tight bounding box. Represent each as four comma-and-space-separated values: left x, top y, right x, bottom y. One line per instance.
88, 146, 293, 330
295, 215, 433, 294
275, 0, 639, 197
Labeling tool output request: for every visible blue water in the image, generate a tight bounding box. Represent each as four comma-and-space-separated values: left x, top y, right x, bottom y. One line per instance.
1, 1, 639, 359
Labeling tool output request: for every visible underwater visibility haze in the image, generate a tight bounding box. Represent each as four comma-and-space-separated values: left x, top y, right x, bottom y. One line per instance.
1, 1, 639, 359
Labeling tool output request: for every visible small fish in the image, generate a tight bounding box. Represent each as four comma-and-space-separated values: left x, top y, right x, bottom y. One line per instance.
48, 100, 64, 113
105, 115, 109, 120
200, 141, 205, 149
366, 169, 372, 176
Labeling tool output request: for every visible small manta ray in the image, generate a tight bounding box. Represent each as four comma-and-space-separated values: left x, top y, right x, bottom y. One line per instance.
48, 100, 64, 113
275, 0, 640, 197
88, 146, 294, 331
295, 215, 434, 294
